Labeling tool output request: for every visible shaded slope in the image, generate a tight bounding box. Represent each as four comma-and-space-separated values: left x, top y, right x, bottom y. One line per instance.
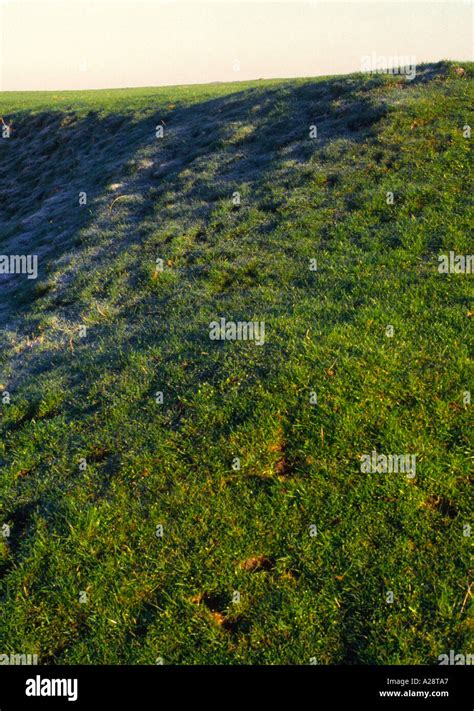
0, 62, 472, 664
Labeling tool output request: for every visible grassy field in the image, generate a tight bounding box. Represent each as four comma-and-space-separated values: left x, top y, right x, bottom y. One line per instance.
0, 61, 472, 664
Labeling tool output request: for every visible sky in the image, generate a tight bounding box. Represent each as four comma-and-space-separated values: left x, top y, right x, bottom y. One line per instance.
0, 0, 472, 91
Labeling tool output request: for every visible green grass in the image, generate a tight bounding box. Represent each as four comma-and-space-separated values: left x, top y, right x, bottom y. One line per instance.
0, 61, 472, 664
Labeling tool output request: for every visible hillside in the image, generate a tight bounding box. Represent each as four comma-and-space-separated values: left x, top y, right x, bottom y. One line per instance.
0, 61, 472, 664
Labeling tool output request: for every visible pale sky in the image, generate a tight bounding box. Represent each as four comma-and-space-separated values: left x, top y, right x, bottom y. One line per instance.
0, 0, 472, 91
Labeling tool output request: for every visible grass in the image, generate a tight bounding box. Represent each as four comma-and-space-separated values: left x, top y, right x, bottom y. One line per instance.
0, 61, 472, 664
